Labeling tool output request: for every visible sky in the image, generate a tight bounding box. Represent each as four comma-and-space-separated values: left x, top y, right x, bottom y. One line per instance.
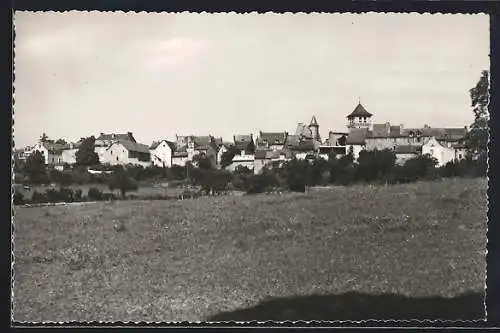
13, 12, 489, 148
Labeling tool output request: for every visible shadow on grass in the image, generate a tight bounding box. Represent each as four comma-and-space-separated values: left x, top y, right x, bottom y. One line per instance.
208, 291, 484, 321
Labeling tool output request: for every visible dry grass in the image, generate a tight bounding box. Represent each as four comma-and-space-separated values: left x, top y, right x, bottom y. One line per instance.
12, 177, 487, 322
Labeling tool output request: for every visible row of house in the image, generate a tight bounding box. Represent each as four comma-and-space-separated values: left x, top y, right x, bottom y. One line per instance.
15, 103, 470, 173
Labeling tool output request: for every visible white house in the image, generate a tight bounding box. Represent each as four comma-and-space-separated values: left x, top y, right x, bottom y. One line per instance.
228, 150, 255, 172
102, 140, 151, 167
27, 142, 66, 166
172, 150, 189, 167
149, 140, 176, 167
94, 132, 136, 162
422, 137, 457, 167
61, 142, 81, 165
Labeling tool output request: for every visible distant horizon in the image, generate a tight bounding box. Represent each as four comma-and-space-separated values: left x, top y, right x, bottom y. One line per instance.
13, 12, 489, 148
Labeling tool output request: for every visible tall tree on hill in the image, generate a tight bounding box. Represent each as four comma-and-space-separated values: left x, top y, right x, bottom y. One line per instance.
75, 136, 99, 167
40, 133, 49, 143
465, 70, 489, 157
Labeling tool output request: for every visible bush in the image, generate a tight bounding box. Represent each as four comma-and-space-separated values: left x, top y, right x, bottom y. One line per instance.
102, 192, 117, 201
13, 191, 24, 205
107, 171, 138, 197
170, 165, 186, 180
356, 149, 396, 183
31, 191, 48, 204
88, 187, 103, 201
246, 172, 279, 194
191, 168, 232, 194
74, 189, 83, 201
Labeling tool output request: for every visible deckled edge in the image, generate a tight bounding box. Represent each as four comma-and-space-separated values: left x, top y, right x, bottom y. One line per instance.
11, 11, 16, 325
10, 10, 490, 326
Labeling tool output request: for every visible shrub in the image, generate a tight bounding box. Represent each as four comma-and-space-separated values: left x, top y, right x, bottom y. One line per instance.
88, 187, 103, 201
13, 191, 24, 205
170, 165, 186, 180
107, 171, 138, 197
102, 193, 117, 201
246, 172, 279, 194
356, 149, 396, 183
74, 189, 83, 201
31, 191, 48, 204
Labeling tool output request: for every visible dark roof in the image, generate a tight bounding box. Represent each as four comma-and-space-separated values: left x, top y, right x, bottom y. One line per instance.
254, 150, 269, 159
290, 141, 316, 151
259, 132, 287, 145
97, 132, 136, 143
394, 145, 421, 154
310, 116, 318, 126
173, 151, 188, 158
233, 134, 254, 151
371, 123, 390, 137
346, 128, 369, 145
420, 127, 467, 141
150, 140, 176, 150
114, 140, 150, 154
42, 142, 70, 152
347, 103, 372, 119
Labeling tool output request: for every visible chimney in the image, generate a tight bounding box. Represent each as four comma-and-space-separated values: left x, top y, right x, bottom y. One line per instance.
424, 124, 430, 129
400, 124, 404, 132
111, 134, 116, 139
385, 122, 391, 135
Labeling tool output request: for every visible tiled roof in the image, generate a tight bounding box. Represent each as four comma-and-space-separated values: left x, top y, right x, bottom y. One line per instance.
254, 150, 269, 159
97, 132, 136, 143
346, 128, 369, 145
150, 140, 176, 150
42, 142, 70, 152
173, 151, 188, 158
259, 132, 287, 145
394, 145, 421, 154
114, 140, 150, 154
347, 103, 372, 118
421, 127, 467, 141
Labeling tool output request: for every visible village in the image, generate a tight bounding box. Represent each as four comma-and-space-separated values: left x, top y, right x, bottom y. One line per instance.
15, 102, 469, 174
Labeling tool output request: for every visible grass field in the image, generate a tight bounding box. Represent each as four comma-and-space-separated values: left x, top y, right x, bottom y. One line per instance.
14, 182, 186, 200
12, 177, 487, 322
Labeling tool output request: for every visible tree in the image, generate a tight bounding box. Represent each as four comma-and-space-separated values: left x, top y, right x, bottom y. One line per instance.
107, 170, 138, 198
220, 146, 240, 169
192, 153, 212, 170
356, 149, 396, 183
55, 139, 68, 145
25, 151, 46, 182
75, 136, 99, 166
465, 70, 489, 157
40, 133, 49, 143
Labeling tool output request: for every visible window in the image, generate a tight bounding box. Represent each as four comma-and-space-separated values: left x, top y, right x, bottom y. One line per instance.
116, 156, 119, 161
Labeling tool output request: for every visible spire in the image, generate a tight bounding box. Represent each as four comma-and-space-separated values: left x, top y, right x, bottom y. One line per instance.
309, 115, 318, 127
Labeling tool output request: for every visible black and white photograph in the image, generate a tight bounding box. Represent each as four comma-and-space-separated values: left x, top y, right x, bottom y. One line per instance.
12, 12, 489, 322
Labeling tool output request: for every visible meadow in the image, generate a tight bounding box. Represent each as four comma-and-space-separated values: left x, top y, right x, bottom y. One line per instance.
12, 177, 487, 322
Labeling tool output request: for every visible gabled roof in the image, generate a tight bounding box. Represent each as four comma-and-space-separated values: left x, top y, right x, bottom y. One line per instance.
254, 149, 269, 159
420, 127, 467, 141
150, 140, 176, 150
347, 103, 372, 119
258, 132, 288, 145
346, 128, 369, 145
97, 132, 136, 143
112, 140, 150, 154
42, 142, 70, 152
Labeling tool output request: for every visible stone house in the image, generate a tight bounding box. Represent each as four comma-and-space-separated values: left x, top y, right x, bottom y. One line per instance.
227, 150, 255, 172
94, 132, 136, 162
422, 137, 459, 167
149, 140, 176, 167
102, 140, 151, 167
256, 131, 288, 151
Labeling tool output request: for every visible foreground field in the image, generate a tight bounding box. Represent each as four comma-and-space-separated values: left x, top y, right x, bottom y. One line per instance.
13, 178, 487, 322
